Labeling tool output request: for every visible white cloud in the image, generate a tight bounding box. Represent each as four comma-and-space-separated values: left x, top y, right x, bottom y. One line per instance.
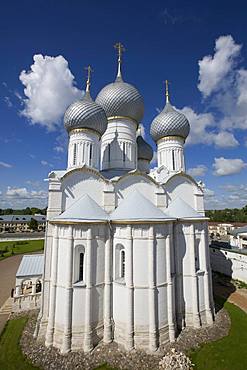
187, 165, 207, 177
198, 35, 241, 97
4, 96, 13, 108
213, 157, 247, 176
41, 160, 53, 167
6, 186, 47, 199
54, 146, 64, 153
213, 131, 239, 148
0, 161, 13, 168
19, 54, 83, 130
0, 186, 48, 209
180, 106, 239, 148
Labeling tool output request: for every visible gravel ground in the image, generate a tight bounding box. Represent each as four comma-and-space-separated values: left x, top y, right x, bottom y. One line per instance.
18, 306, 230, 370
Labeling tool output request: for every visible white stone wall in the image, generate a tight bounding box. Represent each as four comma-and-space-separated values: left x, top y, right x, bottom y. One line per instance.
101, 118, 137, 170
68, 130, 100, 170
157, 137, 185, 172
210, 246, 247, 283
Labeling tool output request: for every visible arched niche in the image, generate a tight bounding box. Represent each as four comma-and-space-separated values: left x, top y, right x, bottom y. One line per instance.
165, 173, 202, 209
61, 168, 107, 211
114, 173, 159, 207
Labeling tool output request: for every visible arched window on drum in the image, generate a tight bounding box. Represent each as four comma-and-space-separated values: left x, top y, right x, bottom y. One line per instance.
115, 244, 125, 281
74, 245, 85, 283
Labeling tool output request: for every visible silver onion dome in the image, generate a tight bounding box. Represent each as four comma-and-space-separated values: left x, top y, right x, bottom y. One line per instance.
64, 92, 108, 136
95, 42, 144, 123
137, 135, 153, 161
96, 78, 144, 123
150, 101, 190, 142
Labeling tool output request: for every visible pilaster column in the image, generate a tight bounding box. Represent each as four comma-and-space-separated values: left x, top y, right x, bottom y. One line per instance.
45, 225, 59, 346
148, 225, 157, 351
84, 228, 93, 352
174, 223, 184, 328
104, 225, 112, 343
166, 223, 176, 341
15, 285, 21, 297
201, 226, 214, 324
61, 225, 74, 353
32, 282, 36, 295
190, 224, 201, 328
125, 225, 134, 350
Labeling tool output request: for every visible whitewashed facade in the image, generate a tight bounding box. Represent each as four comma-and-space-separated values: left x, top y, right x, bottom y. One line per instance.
35, 47, 214, 353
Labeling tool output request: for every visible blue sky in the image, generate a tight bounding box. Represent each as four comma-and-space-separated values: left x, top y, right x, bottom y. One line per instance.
0, 0, 247, 209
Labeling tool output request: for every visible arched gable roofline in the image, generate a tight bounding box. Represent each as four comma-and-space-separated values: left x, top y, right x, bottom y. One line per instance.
60, 165, 109, 184
114, 169, 159, 187
165, 171, 203, 193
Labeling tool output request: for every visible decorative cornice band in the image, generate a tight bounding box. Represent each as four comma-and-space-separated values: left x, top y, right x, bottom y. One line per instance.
107, 115, 138, 126
69, 128, 101, 137
157, 135, 185, 144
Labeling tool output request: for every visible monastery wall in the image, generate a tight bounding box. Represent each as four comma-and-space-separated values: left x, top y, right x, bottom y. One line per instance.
210, 245, 247, 283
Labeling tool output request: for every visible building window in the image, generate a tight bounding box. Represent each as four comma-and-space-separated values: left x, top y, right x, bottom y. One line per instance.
79, 252, 84, 281
172, 150, 175, 171
120, 250, 125, 278
123, 142, 126, 162
108, 144, 111, 162
89, 143, 92, 166
73, 143, 77, 166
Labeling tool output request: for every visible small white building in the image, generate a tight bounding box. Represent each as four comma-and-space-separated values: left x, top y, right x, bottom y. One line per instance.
229, 226, 247, 250
35, 45, 214, 354
13, 254, 44, 312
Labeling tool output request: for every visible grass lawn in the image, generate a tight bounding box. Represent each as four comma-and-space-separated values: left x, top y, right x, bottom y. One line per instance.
190, 300, 247, 370
0, 240, 44, 261
0, 317, 116, 370
0, 317, 39, 370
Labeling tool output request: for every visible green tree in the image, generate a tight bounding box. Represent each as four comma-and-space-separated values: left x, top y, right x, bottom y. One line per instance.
28, 218, 38, 231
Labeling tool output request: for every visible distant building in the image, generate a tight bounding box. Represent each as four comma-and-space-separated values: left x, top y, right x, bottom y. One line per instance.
208, 222, 247, 239
229, 226, 247, 250
13, 254, 44, 312
0, 214, 46, 233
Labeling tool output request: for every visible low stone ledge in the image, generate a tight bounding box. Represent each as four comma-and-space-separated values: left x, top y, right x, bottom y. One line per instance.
18, 306, 230, 370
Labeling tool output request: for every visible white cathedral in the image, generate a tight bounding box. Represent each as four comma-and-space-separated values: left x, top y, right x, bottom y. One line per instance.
35, 43, 214, 354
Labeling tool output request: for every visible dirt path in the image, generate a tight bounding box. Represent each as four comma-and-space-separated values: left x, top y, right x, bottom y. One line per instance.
0, 255, 23, 333
228, 289, 247, 313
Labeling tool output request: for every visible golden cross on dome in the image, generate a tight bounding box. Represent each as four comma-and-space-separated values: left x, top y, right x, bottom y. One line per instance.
165, 79, 170, 103
114, 42, 125, 63
114, 42, 125, 79
84, 65, 93, 93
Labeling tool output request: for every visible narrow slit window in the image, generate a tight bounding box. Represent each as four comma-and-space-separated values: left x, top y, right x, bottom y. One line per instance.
172, 150, 175, 171
120, 250, 125, 278
79, 252, 84, 281
89, 143, 92, 165
73, 143, 77, 166
123, 142, 126, 162
108, 144, 111, 162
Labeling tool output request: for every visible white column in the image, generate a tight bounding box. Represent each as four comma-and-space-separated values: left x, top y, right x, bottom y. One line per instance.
174, 223, 184, 329
84, 228, 93, 352
166, 224, 176, 341
190, 224, 201, 328
125, 225, 134, 350
148, 225, 157, 351
15, 285, 21, 296
32, 282, 36, 295
45, 225, 59, 346
201, 227, 214, 325
61, 225, 74, 353
104, 226, 112, 343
